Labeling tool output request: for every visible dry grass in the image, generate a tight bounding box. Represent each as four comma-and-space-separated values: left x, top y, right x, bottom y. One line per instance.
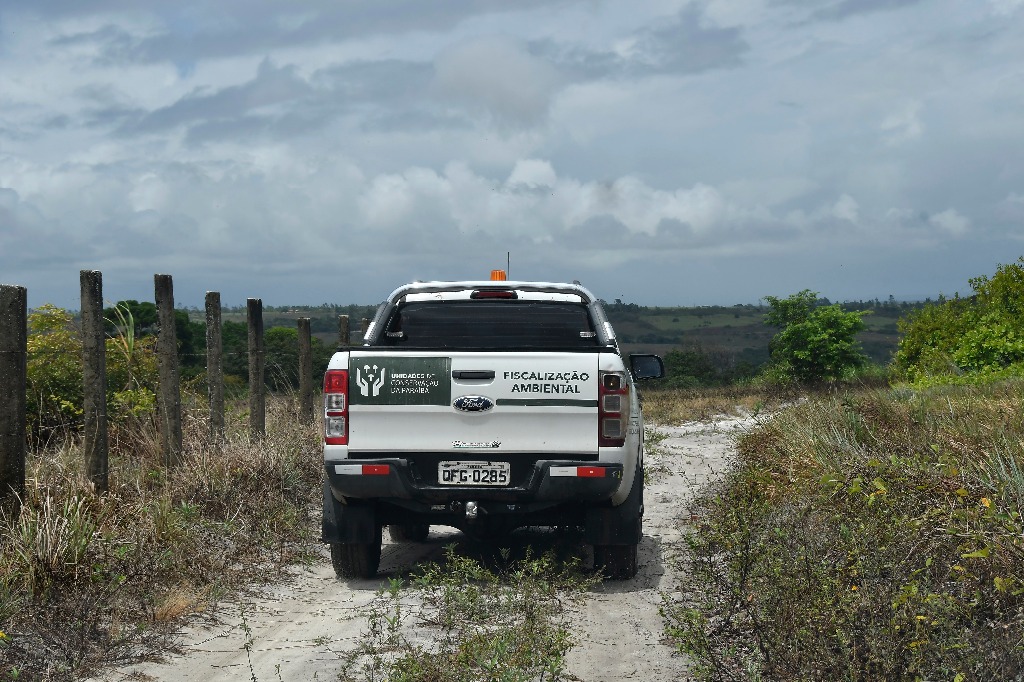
641, 383, 799, 425
0, 395, 323, 681
153, 585, 210, 623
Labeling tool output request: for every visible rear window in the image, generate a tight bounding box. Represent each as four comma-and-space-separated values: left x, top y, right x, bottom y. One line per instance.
375, 300, 601, 350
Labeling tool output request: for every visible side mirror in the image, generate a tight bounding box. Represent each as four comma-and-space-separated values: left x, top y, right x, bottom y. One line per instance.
629, 354, 665, 380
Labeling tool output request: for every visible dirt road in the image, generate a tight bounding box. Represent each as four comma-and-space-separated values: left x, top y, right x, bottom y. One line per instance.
102, 416, 752, 682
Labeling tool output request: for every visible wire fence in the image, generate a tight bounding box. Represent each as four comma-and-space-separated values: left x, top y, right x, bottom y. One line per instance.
0, 271, 369, 516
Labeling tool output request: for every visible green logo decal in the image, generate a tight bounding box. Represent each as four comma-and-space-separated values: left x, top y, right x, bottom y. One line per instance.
349, 356, 452, 406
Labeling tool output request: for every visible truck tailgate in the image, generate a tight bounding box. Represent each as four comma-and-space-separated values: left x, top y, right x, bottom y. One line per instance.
347, 351, 599, 454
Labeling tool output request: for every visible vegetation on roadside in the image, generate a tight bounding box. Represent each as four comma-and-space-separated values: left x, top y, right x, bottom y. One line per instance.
640, 383, 800, 426
663, 262, 1024, 679
664, 381, 1024, 680
339, 546, 596, 682
760, 289, 870, 384
27, 304, 159, 446
0, 397, 323, 681
109, 298, 337, 391
25, 301, 334, 445
895, 257, 1024, 384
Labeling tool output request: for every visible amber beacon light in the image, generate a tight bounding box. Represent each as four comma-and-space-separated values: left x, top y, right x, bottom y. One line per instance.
490, 269, 507, 281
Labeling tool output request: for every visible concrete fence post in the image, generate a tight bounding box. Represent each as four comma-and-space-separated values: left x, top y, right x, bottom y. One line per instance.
247, 298, 265, 438
0, 285, 27, 518
338, 314, 350, 348
155, 274, 183, 466
81, 270, 108, 492
298, 318, 314, 423
205, 292, 225, 446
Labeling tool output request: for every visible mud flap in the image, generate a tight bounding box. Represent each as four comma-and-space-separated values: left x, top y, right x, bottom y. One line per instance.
584, 465, 643, 546
584, 505, 642, 545
322, 481, 378, 543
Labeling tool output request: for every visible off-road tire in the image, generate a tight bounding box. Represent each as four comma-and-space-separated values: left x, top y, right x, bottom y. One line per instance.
389, 523, 430, 542
593, 462, 643, 580
594, 543, 638, 580
330, 528, 382, 579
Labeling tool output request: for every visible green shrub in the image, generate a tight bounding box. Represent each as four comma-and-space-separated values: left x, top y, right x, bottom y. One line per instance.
25, 305, 159, 443
26, 305, 85, 441
762, 290, 869, 383
896, 258, 1024, 382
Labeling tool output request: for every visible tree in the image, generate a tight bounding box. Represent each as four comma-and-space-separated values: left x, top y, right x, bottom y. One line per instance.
265, 327, 301, 391
895, 258, 1024, 381
221, 323, 332, 391
662, 344, 757, 388
763, 290, 869, 383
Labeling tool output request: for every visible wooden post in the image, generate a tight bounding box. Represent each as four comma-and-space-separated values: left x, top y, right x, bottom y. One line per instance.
360, 317, 370, 337
155, 275, 183, 466
81, 271, 108, 493
247, 298, 265, 438
338, 314, 350, 348
0, 285, 27, 519
298, 318, 314, 423
205, 292, 224, 446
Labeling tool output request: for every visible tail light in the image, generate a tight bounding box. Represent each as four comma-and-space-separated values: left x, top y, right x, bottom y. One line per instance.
598, 370, 630, 448
324, 369, 349, 445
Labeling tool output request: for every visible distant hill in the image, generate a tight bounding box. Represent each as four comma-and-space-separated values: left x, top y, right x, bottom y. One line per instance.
604, 299, 921, 370
211, 298, 924, 370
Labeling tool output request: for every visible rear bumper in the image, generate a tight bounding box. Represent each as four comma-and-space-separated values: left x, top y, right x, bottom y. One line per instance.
325, 457, 624, 506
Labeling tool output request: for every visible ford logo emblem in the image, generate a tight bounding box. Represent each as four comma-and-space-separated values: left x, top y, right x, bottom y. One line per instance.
453, 396, 494, 413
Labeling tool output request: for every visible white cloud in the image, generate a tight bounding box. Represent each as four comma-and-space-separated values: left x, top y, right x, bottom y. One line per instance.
506, 159, 557, 188
929, 208, 971, 236
880, 101, 923, 145
128, 173, 170, 213
721, 177, 816, 207
989, 0, 1024, 16
995, 192, 1024, 224
359, 166, 455, 229
356, 162, 745, 239
432, 36, 562, 126
832, 194, 860, 223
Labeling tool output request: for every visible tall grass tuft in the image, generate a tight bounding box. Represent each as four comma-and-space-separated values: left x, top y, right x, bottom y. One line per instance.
11, 495, 97, 596
665, 380, 1024, 680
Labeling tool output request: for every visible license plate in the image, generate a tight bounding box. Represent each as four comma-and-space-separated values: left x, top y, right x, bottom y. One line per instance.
438, 461, 510, 486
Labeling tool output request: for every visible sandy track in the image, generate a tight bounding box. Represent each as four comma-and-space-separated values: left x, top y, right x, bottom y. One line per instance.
563, 416, 754, 682
101, 416, 754, 682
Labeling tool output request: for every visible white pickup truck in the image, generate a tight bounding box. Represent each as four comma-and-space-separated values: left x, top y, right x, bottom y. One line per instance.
321, 277, 664, 579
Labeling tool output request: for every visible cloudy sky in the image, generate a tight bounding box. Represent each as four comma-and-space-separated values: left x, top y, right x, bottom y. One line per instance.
2, 0, 1023, 309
